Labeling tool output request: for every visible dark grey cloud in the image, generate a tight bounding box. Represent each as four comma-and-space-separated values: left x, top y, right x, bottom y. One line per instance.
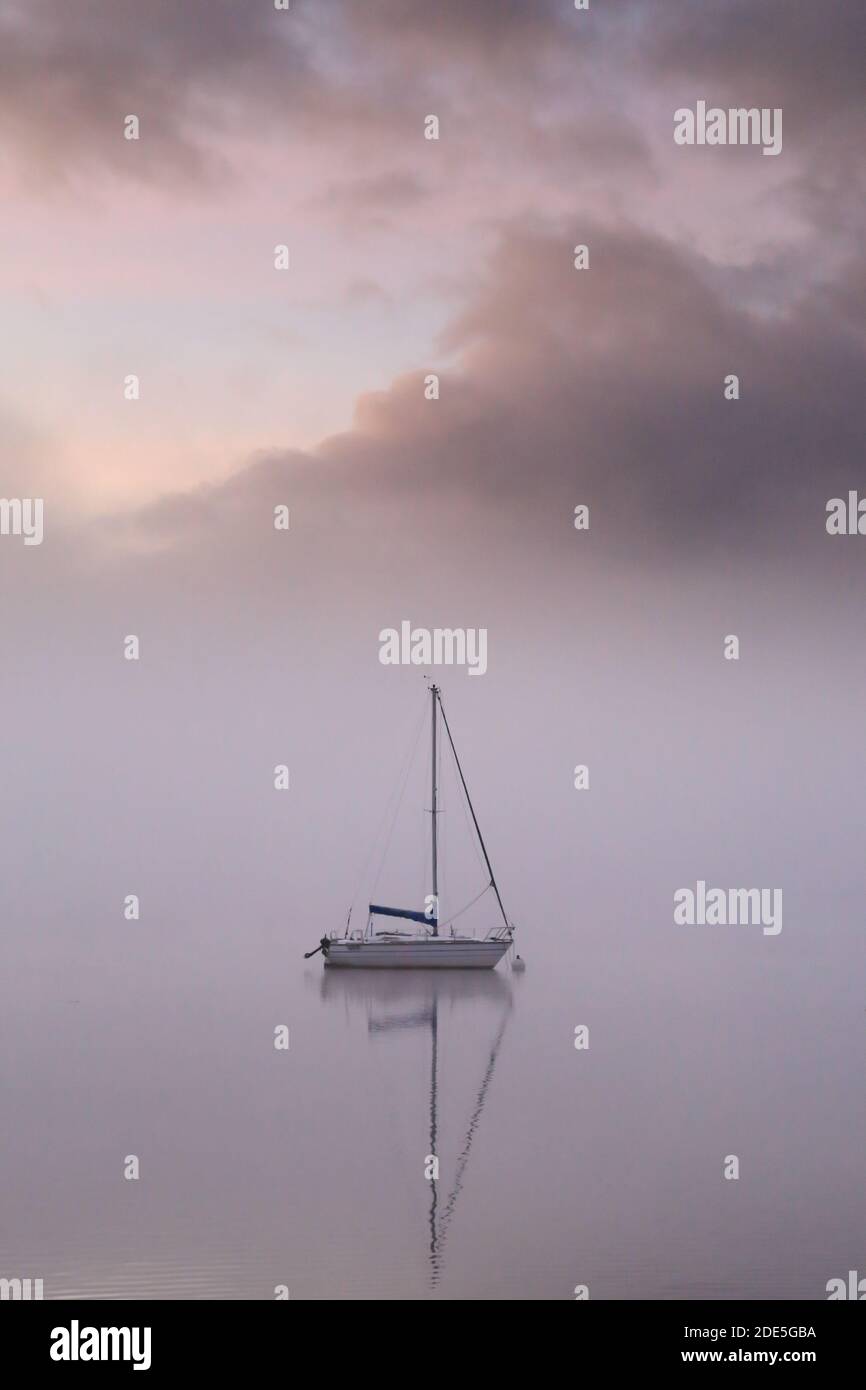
641, 0, 866, 238
4, 0, 864, 194
641, 0, 866, 116
0, 0, 570, 189
4, 3, 863, 584
345, 0, 565, 58
0, 0, 416, 188
104, 219, 865, 582
0, 0, 311, 184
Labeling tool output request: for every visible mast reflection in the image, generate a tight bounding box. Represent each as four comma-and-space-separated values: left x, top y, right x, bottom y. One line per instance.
317, 969, 515, 1290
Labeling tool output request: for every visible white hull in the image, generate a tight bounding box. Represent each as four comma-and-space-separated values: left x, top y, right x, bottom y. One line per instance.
324, 937, 510, 969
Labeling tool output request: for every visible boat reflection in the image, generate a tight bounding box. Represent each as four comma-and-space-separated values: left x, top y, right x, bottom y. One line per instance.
316, 969, 515, 1290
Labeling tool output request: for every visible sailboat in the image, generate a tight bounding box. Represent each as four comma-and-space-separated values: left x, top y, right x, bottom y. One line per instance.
306, 684, 514, 968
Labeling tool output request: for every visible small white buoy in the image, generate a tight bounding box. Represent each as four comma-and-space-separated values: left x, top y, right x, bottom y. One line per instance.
512, 954, 526, 973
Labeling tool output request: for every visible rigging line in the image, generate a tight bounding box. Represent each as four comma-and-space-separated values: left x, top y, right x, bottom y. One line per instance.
436, 692, 511, 932
434, 1005, 512, 1253
453, 738, 488, 879
436, 883, 491, 933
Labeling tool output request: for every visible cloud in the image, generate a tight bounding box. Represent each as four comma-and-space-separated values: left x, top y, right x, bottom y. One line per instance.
313, 171, 429, 221
0, 1, 647, 201
345, 0, 566, 57
0, 1, 395, 190
4, 1, 864, 198
4, 2, 863, 585
104, 218, 865, 581
642, 0, 866, 118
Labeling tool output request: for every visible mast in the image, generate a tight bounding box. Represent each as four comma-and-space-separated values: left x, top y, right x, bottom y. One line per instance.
430, 683, 439, 936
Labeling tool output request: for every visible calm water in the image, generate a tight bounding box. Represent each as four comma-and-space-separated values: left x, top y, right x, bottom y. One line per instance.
5, 900, 862, 1301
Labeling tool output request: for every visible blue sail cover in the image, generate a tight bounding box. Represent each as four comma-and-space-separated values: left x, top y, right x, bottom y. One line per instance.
369, 903, 437, 926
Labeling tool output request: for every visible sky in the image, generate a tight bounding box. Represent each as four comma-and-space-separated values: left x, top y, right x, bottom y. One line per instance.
1, 0, 863, 530
2, 1, 865, 1302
